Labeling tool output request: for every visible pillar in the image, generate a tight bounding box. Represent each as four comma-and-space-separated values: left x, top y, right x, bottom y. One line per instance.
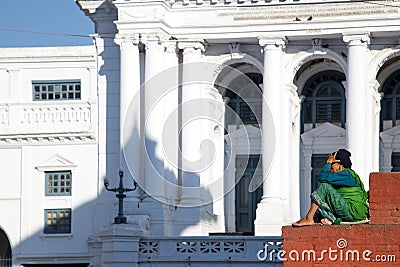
343, 33, 370, 190
142, 34, 167, 203
254, 37, 287, 236
175, 40, 214, 235
177, 40, 205, 206
369, 80, 382, 173
96, 215, 149, 267
162, 40, 179, 206
117, 34, 141, 201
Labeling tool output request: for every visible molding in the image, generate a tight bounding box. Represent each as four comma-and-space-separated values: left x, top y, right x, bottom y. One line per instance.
0, 133, 96, 146
36, 154, 77, 172
380, 124, 400, 137
342, 33, 371, 46
285, 48, 347, 89
178, 40, 206, 52
301, 122, 345, 139
226, 125, 261, 140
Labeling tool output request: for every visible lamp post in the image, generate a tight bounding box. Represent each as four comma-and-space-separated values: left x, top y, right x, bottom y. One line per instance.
104, 168, 137, 224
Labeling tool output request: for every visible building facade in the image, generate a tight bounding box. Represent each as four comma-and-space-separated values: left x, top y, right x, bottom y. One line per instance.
2, 0, 400, 266
0, 46, 102, 266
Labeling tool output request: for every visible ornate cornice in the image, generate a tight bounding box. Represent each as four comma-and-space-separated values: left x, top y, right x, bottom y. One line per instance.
0, 133, 96, 146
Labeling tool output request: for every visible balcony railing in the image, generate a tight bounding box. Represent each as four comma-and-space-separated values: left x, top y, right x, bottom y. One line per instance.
0, 102, 95, 135
138, 236, 282, 266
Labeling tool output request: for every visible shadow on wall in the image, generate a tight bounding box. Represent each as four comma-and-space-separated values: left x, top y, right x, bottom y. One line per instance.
7, 1, 216, 265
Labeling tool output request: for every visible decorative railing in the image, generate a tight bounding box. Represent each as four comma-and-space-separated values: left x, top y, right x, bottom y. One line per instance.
139, 236, 282, 266
0, 102, 95, 135
169, 0, 366, 6
23, 105, 91, 124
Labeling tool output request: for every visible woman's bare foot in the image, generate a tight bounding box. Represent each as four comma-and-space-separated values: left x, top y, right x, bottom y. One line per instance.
292, 217, 315, 227
320, 218, 332, 225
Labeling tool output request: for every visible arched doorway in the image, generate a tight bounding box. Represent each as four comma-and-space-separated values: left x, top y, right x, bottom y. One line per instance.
0, 228, 12, 266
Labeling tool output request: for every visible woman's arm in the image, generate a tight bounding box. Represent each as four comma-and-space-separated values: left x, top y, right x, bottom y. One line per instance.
319, 163, 358, 187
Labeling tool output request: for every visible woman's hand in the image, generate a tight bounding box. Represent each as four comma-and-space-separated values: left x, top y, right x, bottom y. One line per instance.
327, 152, 339, 163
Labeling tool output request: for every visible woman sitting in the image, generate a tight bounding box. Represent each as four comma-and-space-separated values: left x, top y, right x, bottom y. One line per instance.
293, 149, 368, 226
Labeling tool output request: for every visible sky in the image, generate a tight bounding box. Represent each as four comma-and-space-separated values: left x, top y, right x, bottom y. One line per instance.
0, 0, 94, 47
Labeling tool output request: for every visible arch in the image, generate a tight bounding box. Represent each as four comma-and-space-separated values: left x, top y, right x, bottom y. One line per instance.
210, 53, 264, 87
380, 68, 400, 128
370, 46, 400, 82
0, 227, 12, 265
301, 70, 346, 131
285, 48, 347, 90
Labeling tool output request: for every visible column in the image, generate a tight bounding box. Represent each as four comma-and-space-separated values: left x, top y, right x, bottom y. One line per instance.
286, 84, 301, 222
177, 40, 205, 206
343, 34, 370, 190
162, 41, 179, 206
380, 135, 394, 172
174, 40, 212, 235
117, 34, 141, 202
300, 143, 313, 217
255, 37, 287, 236
369, 80, 381, 173
142, 34, 166, 203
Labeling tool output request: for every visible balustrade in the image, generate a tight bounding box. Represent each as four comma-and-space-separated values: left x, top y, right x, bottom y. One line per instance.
138, 236, 282, 265
0, 102, 94, 135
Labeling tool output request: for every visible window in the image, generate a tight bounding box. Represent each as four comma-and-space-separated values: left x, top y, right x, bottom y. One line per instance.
381, 69, 400, 129
226, 73, 263, 125
45, 171, 71, 196
301, 70, 346, 132
32, 80, 81, 101
44, 209, 71, 234
392, 152, 400, 172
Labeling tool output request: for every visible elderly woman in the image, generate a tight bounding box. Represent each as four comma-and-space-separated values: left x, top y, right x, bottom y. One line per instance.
293, 149, 368, 226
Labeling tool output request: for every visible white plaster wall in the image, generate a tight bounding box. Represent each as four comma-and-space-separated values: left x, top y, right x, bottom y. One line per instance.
0, 46, 99, 265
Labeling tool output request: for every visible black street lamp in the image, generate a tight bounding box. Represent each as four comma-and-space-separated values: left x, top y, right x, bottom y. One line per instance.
104, 169, 137, 224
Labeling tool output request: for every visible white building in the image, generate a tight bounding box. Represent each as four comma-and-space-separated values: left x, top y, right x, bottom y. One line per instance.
2, 0, 400, 266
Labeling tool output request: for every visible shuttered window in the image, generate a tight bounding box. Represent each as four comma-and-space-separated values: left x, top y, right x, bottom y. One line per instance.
226, 73, 263, 126
301, 70, 346, 132
381, 69, 400, 128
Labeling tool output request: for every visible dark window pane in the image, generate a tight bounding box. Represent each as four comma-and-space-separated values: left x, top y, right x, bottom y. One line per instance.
32, 81, 81, 101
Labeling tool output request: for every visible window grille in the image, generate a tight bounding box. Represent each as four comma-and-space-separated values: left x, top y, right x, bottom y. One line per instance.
32, 80, 81, 101
301, 70, 346, 132
44, 209, 71, 234
45, 171, 71, 196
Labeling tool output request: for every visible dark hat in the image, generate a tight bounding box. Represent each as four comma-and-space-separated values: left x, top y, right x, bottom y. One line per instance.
336, 149, 352, 168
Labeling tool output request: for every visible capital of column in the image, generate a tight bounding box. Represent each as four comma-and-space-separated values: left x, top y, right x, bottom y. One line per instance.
258, 37, 287, 50
114, 33, 140, 48
141, 33, 169, 50
343, 33, 370, 46
178, 40, 205, 54
164, 40, 178, 54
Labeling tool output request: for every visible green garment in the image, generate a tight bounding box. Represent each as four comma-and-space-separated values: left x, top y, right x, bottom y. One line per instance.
336, 168, 369, 220
311, 169, 368, 224
311, 183, 354, 225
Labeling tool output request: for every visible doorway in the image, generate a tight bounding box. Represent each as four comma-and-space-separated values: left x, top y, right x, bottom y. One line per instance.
235, 155, 263, 234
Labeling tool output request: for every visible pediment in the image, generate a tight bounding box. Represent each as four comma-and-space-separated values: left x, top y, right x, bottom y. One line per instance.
301, 122, 345, 139
380, 124, 400, 137
226, 125, 261, 140
36, 154, 77, 171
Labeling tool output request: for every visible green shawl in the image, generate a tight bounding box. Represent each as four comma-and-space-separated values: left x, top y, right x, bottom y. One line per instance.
336, 169, 369, 220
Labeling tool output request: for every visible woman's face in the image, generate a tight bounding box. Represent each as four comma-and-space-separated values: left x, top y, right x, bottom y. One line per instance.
330, 162, 343, 173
